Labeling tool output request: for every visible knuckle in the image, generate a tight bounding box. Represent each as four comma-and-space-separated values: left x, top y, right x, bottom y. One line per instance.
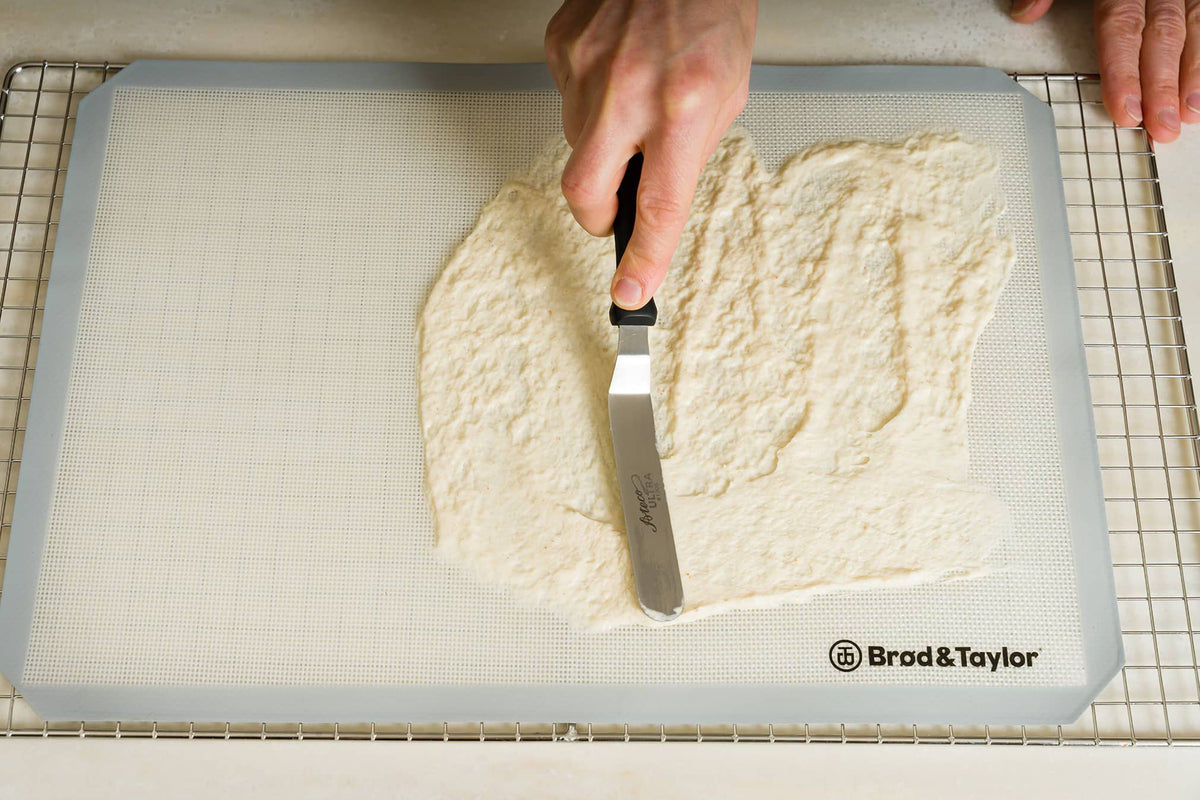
607, 51, 656, 96
662, 59, 729, 120
1146, 3, 1188, 45
1147, 75, 1182, 95
620, 241, 665, 282
564, 38, 590, 70
1147, 88, 1181, 105
666, 60, 715, 95
1096, 0, 1145, 36
560, 168, 600, 207
662, 84, 710, 122
636, 191, 687, 229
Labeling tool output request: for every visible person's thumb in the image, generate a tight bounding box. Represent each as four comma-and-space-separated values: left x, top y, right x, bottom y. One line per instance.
1011, 0, 1055, 23
611, 138, 704, 309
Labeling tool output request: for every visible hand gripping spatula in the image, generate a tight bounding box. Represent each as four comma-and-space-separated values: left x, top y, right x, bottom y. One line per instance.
608, 153, 685, 622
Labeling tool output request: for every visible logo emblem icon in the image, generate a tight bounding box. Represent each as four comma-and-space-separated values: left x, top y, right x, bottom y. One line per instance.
829, 639, 863, 672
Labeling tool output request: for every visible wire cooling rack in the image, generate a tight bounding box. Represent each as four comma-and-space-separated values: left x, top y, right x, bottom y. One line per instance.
0, 62, 1197, 746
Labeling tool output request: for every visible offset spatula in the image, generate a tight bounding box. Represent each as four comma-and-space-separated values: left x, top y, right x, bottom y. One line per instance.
608, 153, 685, 622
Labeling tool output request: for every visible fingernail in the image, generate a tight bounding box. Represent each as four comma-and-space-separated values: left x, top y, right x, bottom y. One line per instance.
1125, 96, 1143, 123
1158, 107, 1181, 132
613, 277, 642, 308
1011, 0, 1035, 15
1186, 92, 1200, 114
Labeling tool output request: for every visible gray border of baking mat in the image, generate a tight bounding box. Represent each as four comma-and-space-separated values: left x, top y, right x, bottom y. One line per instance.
0, 61, 1122, 724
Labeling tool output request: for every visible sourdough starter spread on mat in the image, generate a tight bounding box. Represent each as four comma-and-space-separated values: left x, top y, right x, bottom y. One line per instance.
419, 130, 1014, 628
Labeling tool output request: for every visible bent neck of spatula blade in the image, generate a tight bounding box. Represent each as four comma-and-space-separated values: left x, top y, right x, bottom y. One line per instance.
610, 326, 651, 395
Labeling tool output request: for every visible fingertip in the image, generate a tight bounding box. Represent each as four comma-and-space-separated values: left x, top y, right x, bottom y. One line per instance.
1158, 107, 1182, 132
1103, 91, 1143, 127
1010, 0, 1053, 24
1146, 115, 1182, 144
612, 245, 669, 310
1095, 0, 1146, 127
1125, 95, 1144, 124
1183, 91, 1200, 125
610, 275, 644, 309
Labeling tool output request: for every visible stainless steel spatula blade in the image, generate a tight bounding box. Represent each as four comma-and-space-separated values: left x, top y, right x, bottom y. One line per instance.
609, 326, 684, 621
608, 153, 684, 622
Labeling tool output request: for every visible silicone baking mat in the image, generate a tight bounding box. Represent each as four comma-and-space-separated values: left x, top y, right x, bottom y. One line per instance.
0, 62, 1124, 727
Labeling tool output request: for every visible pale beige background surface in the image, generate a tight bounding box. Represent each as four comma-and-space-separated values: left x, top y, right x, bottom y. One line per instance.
6, 739, 1200, 799
3, 0, 1199, 795
3, 0, 1094, 69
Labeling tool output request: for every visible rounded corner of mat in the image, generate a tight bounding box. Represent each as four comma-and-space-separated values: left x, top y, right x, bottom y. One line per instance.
1091, 626, 1127, 690
1018, 85, 1059, 128
72, 82, 118, 120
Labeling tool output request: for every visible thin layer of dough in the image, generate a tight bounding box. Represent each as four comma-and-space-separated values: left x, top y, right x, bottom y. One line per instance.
419, 130, 1013, 629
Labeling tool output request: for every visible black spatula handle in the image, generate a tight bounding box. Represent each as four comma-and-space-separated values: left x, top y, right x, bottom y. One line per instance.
610, 153, 657, 326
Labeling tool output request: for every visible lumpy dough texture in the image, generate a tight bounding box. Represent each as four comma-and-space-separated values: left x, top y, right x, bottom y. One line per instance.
419, 130, 1014, 629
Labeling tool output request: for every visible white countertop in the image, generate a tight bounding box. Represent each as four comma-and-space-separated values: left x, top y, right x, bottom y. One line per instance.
3, 1, 1199, 795
3, 739, 1200, 799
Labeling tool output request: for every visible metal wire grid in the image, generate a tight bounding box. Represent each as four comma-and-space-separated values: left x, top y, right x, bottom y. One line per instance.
0, 62, 1196, 746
